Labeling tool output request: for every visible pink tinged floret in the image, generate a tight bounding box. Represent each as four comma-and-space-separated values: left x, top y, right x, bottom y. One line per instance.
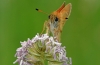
20, 41, 27, 47
31, 34, 39, 43
27, 38, 32, 46
52, 46, 57, 60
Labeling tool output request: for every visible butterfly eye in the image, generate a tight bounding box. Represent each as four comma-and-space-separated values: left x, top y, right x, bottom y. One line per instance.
65, 18, 68, 19
55, 17, 58, 21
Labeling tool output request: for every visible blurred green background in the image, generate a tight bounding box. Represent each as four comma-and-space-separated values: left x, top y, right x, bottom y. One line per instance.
0, 0, 100, 65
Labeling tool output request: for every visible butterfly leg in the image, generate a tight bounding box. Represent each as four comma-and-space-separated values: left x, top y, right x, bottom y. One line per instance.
41, 21, 46, 35
41, 21, 50, 35
57, 31, 61, 42
45, 21, 50, 35
54, 28, 62, 42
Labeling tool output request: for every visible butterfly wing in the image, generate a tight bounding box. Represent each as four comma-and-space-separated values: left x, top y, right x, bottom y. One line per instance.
60, 3, 72, 22
61, 3, 72, 18
59, 3, 72, 31
56, 2, 66, 13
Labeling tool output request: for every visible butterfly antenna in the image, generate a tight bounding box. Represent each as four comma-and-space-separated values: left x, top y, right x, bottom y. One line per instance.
36, 8, 48, 15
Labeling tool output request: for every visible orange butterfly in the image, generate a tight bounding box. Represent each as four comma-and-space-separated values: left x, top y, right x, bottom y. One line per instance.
36, 2, 72, 42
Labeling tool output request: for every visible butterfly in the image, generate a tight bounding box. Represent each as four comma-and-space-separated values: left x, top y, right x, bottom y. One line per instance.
36, 1, 72, 42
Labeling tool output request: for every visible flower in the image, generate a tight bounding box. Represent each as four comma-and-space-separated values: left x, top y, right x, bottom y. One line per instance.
13, 33, 72, 65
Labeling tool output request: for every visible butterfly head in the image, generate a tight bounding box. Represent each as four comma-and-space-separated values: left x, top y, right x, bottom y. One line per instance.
48, 14, 59, 23
48, 2, 71, 24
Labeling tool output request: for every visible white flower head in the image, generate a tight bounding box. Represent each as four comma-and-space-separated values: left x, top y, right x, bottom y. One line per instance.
13, 34, 72, 65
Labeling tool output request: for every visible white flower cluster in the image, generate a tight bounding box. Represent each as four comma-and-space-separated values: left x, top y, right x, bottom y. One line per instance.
13, 34, 72, 65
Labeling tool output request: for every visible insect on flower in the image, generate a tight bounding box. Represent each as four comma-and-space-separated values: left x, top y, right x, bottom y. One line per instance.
36, 1, 72, 42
